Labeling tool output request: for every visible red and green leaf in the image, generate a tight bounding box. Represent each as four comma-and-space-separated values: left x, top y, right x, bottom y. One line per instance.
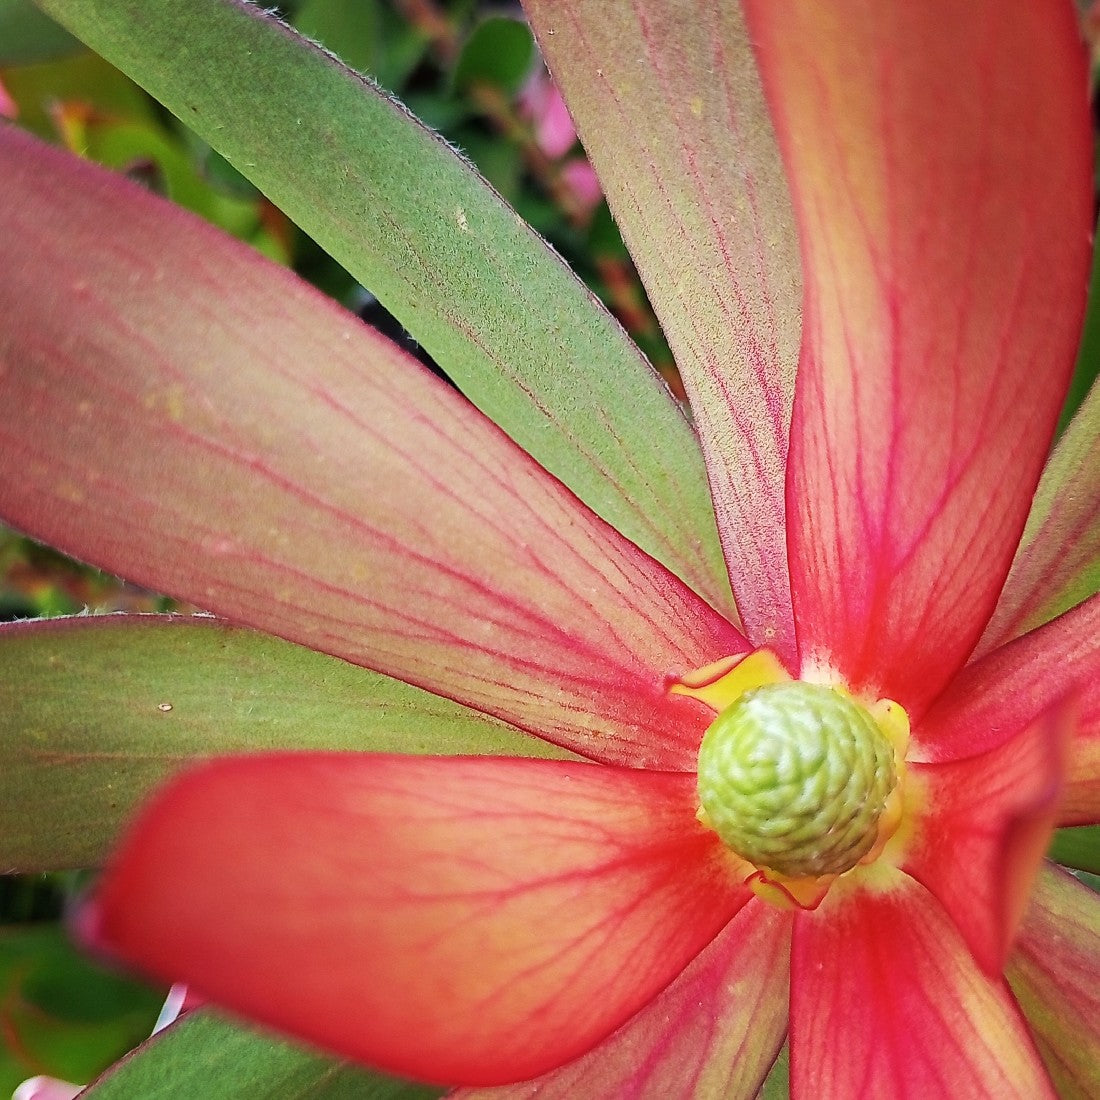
746, 0, 1093, 713
790, 871, 1052, 1098
524, 0, 801, 661
88, 755, 747, 1086
0, 125, 747, 771
1007, 865, 1100, 1099
33, 0, 734, 614
981, 378, 1100, 652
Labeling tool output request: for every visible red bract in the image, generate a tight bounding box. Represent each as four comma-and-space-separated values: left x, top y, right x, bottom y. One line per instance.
1, 1, 1099, 1097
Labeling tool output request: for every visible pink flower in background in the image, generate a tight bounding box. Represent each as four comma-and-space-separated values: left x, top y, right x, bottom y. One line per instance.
520, 69, 578, 158
0, 76, 17, 120
12, 1078, 81, 1100
519, 68, 602, 217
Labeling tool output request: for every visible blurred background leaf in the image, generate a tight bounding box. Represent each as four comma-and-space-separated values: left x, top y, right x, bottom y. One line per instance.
1057, 215, 1100, 436
453, 16, 534, 95
294, 0, 431, 87
0, 921, 163, 1094
1049, 825, 1100, 875
0, 0, 80, 65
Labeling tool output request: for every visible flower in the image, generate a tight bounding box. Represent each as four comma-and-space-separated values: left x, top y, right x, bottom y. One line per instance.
517, 69, 602, 216
1, 1, 1099, 1097
12, 1078, 82, 1100
0, 77, 16, 121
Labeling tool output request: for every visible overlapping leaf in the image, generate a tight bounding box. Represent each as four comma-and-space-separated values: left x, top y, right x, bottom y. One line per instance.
524, 0, 801, 660
747, 0, 1092, 712
79, 1011, 440, 1100
0, 125, 747, 773
981, 379, 1100, 651
89, 756, 747, 1085
0, 615, 572, 870
35, 0, 733, 613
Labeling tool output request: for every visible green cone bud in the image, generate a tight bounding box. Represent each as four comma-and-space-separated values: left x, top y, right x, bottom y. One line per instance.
697, 681, 896, 878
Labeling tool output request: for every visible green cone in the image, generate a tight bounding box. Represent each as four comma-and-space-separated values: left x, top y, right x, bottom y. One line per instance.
697, 681, 896, 878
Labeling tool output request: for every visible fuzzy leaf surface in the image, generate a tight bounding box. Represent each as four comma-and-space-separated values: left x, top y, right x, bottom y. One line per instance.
0, 615, 570, 870
35, 0, 732, 612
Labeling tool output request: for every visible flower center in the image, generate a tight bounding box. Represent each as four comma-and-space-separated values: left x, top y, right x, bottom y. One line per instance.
696, 681, 897, 878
